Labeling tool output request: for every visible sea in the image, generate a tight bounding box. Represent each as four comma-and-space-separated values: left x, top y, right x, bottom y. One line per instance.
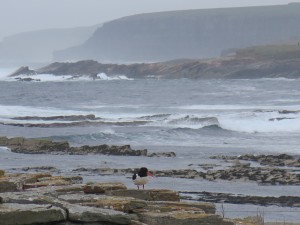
0, 68, 300, 222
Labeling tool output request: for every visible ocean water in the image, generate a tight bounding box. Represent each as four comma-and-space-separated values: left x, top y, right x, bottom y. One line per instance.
0, 68, 300, 221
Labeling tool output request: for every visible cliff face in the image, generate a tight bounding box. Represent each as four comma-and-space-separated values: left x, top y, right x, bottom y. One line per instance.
55, 3, 300, 62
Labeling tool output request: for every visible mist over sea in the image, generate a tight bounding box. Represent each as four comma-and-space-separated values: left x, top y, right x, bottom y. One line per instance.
0, 68, 300, 221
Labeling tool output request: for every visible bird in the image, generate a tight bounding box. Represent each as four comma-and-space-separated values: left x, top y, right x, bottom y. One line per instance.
132, 167, 154, 189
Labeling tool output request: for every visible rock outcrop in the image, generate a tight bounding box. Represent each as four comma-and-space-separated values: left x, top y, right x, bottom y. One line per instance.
0, 136, 147, 156
0, 136, 175, 157
8, 66, 36, 77
73, 166, 300, 185
211, 153, 300, 167
0, 170, 257, 225
181, 191, 300, 207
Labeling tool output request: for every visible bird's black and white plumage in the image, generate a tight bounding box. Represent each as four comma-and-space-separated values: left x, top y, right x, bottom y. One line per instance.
132, 167, 153, 189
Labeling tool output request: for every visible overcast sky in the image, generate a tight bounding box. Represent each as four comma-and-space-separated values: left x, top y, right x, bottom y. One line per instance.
1, 0, 300, 40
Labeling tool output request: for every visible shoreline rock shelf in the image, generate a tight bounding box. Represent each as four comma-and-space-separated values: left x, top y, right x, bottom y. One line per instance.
0, 171, 257, 225
0, 136, 175, 157
180, 191, 300, 207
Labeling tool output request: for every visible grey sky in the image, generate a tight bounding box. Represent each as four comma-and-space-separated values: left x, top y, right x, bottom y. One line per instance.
1, 0, 300, 40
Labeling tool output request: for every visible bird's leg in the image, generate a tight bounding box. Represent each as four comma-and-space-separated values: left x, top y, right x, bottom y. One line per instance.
143, 184, 144, 189
137, 185, 139, 190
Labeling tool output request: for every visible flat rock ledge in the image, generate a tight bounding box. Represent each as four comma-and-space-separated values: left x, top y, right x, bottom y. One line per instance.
0, 170, 259, 225
0, 136, 175, 157
180, 191, 300, 207
210, 153, 300, 167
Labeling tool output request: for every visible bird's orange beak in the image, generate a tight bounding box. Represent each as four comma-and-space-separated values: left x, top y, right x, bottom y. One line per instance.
147, 171, 154, 177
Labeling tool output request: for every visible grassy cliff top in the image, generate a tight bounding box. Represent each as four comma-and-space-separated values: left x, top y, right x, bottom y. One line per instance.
236, 43, 300, 60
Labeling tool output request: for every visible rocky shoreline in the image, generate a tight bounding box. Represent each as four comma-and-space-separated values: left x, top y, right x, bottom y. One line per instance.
0, 170, 261, 225
72, 166, 300, 185
0, 136, 175, 157
180, 191, 300, 207
8, 54, 300, 80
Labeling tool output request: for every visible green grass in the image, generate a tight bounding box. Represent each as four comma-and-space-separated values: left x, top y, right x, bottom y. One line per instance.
236, 44, 300, 60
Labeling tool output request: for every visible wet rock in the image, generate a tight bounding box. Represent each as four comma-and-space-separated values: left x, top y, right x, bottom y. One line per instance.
0, 203, 66, 225
69, 144, 147, 156
0, 136, 148, 156
6, 137, 70, 154
0, 170, 5, 177
15, 77, 41, 82
15, 166, 59, 173
147, 152, 176, 157
204, 167, 300, 185
109, 189, 180, 202
180, 191, 300, 207
12, 114, 97, 121
83, 182, 127, 194
211, 153, 300, 168
189, 164, 220, 170
73, 167, 135, 176
153, 169, 204, 179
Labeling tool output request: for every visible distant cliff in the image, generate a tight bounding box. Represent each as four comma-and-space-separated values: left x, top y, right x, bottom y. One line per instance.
11, 44, 300, 79
54, 3, 300, 62
0, 25, 99, 66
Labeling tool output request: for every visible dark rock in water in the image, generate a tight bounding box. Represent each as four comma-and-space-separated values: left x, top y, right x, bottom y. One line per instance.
1, 120, 148, 128
147, 152, 176, 157
13, 166, 59, 173
180, 191, 300, 207
204, 166, 300, 185
15, 77, 41, 82
69, 144, 147, 156
269, 117, 294, 121
12, 114, 97, 121
8, 66, 37, 77
210, 153, 300, 167
279, 110, 300, 114
0, 136, 147, 156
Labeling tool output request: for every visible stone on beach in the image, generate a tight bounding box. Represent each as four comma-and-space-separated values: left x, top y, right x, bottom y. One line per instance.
83, 182, 127, 194
0, 203, 67, 225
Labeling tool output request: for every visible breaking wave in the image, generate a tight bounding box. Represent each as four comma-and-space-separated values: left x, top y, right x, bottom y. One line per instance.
0, 73, 133, 82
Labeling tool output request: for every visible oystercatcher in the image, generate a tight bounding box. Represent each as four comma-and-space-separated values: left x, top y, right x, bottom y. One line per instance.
132, 167, 154, 189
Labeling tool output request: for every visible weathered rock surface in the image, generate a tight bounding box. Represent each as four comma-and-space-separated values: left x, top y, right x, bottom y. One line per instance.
180, 191, 300, 207
109, 189, 180, 202
12, 114, 97, 121
0, 136, 147, 156
210, 153, 300, 167
67, 204, 131, 224
83, 182, 127, 194
1, 136, 174, 157
0, 203, 67, 225
147, 152, 176, 157
0, 170, 250, 225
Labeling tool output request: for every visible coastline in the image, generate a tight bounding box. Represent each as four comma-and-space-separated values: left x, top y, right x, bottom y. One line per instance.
1, 137, 300, 223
